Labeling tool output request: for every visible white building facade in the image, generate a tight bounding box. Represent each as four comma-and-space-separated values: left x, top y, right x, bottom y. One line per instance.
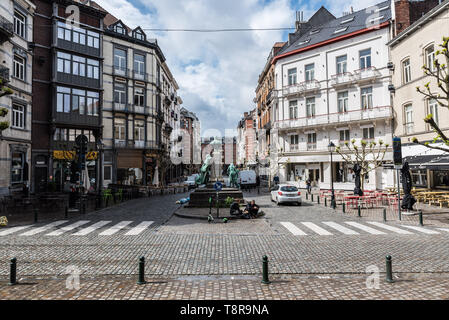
272, 1, 395, 190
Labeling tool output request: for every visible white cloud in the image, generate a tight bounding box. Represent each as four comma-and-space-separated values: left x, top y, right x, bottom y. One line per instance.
95, 0, 385, 135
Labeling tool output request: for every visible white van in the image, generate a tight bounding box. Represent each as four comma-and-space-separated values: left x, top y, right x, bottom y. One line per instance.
239, 170, 257, 187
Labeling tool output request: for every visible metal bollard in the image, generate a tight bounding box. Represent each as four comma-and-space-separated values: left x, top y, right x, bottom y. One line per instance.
65, 205, 68, 219
325, 198, 327, 207
317, 196, 320, 205
9, 258, 17, 286
383, 208, 387, 222
34, 208, 38, 223
386, 255, 394, 283
137, 256, 146, 285
342, 202, 346, 213
261, 255, 270, 284
311, 194, 314, 202
306, 193, 308, 200
358, 205, 361, 217
419, 210, 423, 226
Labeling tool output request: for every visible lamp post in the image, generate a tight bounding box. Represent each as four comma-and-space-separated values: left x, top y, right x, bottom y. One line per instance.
328, 142, 336, 209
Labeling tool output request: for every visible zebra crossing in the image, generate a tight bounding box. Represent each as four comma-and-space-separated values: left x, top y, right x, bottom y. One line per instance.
280, 221, 444, 237
0, 220, 156, 237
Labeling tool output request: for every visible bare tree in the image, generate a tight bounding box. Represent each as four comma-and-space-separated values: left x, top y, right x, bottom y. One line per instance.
335, 139, 390, 190
414, 36, 449, 152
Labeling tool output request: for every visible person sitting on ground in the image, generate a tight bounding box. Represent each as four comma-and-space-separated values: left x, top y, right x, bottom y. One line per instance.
243, 200, 259, 218
230, 202, 242, 216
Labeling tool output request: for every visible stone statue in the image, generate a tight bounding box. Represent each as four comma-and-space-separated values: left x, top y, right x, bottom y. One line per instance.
227, 163, 240, 188
196, 151, 214, 185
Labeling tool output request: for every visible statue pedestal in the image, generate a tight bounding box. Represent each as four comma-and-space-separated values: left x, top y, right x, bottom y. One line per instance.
187, 187, 244, 208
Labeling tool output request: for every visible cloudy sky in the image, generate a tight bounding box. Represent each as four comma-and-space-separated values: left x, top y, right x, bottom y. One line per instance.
95, 0, 381, 136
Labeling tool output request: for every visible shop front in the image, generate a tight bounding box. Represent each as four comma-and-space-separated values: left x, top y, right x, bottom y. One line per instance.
116, 150, 144, 185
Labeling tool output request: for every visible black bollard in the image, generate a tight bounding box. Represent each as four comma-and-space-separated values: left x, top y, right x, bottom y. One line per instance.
311, 194, 314, 202
34, 208, 38, 223
317, 196, 320, 205
386, 255, 394, 283
261, 255, 270, 284
306, 193, 308, 200
342, 202, 346, 213
419, 210, 423, 226
325, 198, 327, 207
358, 205, 361, 217
9, 258, 17, 286
65, 205, 68, 219
137, 256, 146, 285
383, 208, 387, 222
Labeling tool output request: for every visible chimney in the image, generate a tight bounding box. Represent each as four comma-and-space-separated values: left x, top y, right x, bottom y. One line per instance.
295, 11, 305, 32
394, 0, 440, 36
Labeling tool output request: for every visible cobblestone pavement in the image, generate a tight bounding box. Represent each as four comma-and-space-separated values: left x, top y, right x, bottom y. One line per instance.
1, 273, 449, 300
1, 190, 449, 299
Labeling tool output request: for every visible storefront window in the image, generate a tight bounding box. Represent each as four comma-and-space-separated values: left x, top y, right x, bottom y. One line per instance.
411, 170, 427, 187
434, 170, 449, 189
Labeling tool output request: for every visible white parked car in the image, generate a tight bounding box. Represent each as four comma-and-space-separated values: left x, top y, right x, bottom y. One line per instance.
270, 184, 302, 206
185, 174, 199, 189
239, 170, 257, 187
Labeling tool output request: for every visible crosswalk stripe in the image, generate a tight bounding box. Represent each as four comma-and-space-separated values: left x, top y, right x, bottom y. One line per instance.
280, 222, 307, 236
99, 221, 133, 236
301, 222, 333, 235
344, 222, 386, 235
437, 228, 449, 233
366, 222, 414, 235
322, 222, 360, 235
45, 220, 91, 236
72, 221, 112, 236
0, 225, 31, 236
124, 221, 154, 236
401, 225, 440, 235
19, 221, 69, 236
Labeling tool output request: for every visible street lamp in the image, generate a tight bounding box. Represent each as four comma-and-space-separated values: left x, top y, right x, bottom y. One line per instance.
328, 142, 336, 209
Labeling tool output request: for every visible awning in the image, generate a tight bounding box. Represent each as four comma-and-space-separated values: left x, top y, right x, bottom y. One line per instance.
404, 154, 449, 170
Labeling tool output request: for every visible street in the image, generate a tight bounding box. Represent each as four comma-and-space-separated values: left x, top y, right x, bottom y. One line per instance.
0, 190, 449, 299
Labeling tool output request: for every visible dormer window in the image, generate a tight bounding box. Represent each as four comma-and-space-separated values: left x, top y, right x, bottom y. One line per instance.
133, 28, 146, 41
113, 22, 127, 35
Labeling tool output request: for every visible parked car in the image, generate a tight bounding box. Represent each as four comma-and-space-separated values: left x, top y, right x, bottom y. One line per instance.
270, 184, 302, 205
185, 174, 199, 189
239, 170, 257, 187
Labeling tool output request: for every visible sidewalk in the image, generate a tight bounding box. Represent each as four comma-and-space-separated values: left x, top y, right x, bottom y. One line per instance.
1, 273, 449, 300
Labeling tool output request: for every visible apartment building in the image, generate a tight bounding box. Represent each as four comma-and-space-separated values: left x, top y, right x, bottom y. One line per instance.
389, 0, 449, 189
272, 1, 395, 190
236, 109, 257, 168
201, 136, 237, 175
31, 0, 105, 193
0, 0, 35, 195
96, 2, 181, 186
180, 107, 201, 175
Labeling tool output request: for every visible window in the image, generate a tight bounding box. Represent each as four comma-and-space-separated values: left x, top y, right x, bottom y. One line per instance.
290, 135, 299, 151
134, 120, 145, 141
72, 26, 86, 45
402, 58, 411, 84
12, 104, 25, 129
305, 64, 315, 81
361, 87, 373, 109
115, 24, 126, 35
73, 56, 86, 77
134, 87, 145, 106
288, 100, 298, 119
428, 99, 439, 127
134, 30, 145, 41
54, 128, 68, 141
337, 91, 348, 113
288, 68, 297, 85
57, 52, 71, 74
114, 83, 127, 105
334, 27, 348, 34
404, 104, 414, 135
72, 89, 86, 114
57, 21, 71, 41
363, 127, 375, 140
134, 54, 145, 78
412, 170, 427, 187
57, 86, 71, 113
114, 48, 127, 73
87, 30, 100, 48
307, 133, 316, 150
86, 91, 99, 116
87, 59, 99, 79
340, 17, 355, 24
359, 49, 371, 69
114, 118, 126, 140
339, 129, 350, 142
13, 55, 25, 81
425, 45, 435, 71
104, 166, 112, 181
14, 10, 26, 38
11, 152, 24, 184
306, 97, 315, 117
336, 55, 347, 74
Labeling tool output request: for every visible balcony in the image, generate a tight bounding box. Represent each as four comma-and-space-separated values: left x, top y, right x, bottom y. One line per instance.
404, 123, 414, 135
353, 67, 381, 84
0, 65, 10, 82
267, 89, 278, 104
113, 66, 129, 78
113, 103, 148, 115
115, 140, 159, 149
164, 95, 171, 105
113, 102, 129, 112
0, 15, 14, 44
282, 80, 321, 97
288, 144, 299, 153
330, 72, 354, 88
307, 143, 317, 151
274, 106, 393, 131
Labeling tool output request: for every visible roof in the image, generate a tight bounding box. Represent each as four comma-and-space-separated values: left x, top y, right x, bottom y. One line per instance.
388, 0, 449, 47
180, 107, 199, 121
274, 0, 392, 63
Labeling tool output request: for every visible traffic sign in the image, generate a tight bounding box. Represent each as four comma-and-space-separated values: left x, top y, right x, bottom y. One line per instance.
214, 182, 223, 192
392, 136, 402, 167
